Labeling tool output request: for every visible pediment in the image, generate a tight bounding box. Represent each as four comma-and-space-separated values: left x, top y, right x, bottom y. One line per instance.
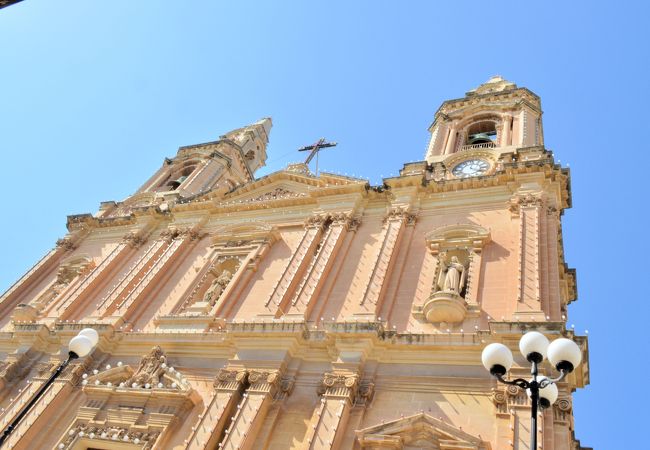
81, 346, 193, 394
356, 413, 490, 450
216, 167, 366, 205
425, 224, 491, 255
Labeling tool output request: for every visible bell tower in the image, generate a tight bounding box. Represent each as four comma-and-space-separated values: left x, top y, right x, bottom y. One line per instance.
137, 118, 271, 199
425, 76, 543, 161
95, 118, 271, 219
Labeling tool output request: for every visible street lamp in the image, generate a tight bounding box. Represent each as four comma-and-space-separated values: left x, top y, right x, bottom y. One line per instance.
481, 331, 582, 449
0, 328, 99, 446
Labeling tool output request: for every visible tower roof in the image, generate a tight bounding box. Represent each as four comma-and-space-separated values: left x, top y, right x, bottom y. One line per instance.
466, 75, 518, 96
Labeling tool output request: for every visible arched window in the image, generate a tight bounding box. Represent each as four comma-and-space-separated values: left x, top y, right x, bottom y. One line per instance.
161, 164, 197, 191
466, 120, 497, 145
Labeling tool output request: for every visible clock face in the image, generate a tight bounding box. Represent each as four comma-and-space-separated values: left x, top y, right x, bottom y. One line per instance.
452, 159, 490, 178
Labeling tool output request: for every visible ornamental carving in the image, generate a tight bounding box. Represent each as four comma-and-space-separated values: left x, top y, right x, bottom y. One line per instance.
224, 239, 252, 247
276, 375, 295, 399
509, 193, 544, 215
202, 269, 233, 305
553, 397, 573, 423
122, 231, 148, 248
80, 347, 194, 395
160, 225, 204, 241
245, 187, 301, 203
318, 373, 360, 402
356, 380, 375, 406
304, 214, 328, 229
56, 255, 96, 285
347, 217, 362, 232
329, 212, 352, 225
17, 256, 96, 317
356, 413, 489, 450
55, 237, 77, 250
247, 370, 281, 394
215, 368, 248, 391
179, 258, 240, 315
57, 424, 160, 449
383, 206, 417, 225
126, 346, 167, 387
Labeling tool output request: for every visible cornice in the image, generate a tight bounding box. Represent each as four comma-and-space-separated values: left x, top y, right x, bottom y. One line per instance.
2, 319, 589, 390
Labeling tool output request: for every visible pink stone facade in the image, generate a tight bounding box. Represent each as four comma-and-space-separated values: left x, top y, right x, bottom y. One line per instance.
0, 78, 590, 450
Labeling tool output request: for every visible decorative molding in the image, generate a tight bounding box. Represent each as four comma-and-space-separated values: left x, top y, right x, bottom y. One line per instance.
383, 206, 416, 225
553, 397, 573, 424
57, 424, 160, 449
55, 237, 77, 251
356, 413, 490, 450
215, 368, 249, 392
304, 213, 329, 229
244, 187, 302, 203
318, 372, 360, 403
425, 223, 491, 256
509, 192, 544, 216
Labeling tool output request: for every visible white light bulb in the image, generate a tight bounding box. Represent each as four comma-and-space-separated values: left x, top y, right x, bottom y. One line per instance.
519, 331, 549, 362
481, 343, 513, 375
547, 338, 582, 372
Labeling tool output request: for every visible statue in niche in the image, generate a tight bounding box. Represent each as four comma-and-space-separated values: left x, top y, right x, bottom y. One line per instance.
203, 269, 233, 306
436, 255, 468, 296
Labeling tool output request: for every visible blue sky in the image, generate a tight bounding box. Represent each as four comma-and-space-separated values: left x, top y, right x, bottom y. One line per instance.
1, 1, 648, 447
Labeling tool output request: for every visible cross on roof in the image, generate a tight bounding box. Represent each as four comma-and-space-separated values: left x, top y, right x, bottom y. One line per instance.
298, 138, 337, 176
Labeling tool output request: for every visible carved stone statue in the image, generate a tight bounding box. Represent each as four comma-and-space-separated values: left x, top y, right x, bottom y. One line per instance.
203, 269, 233, 305
438, 256, 467, 295
127, 346, 166, 386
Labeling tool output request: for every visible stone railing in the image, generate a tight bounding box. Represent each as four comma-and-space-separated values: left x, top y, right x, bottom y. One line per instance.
459, 142, 496, 151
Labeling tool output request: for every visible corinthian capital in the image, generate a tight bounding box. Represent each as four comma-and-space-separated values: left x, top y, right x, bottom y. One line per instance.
383, 206, 416, 224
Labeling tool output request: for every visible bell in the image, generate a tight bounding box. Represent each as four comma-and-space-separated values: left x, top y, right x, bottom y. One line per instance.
167, 175, 187, 190
468, 133, 493, 144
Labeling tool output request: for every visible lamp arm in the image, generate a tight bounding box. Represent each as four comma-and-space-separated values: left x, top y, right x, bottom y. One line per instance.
495, 374, 530, 389
539, 369, 567, 388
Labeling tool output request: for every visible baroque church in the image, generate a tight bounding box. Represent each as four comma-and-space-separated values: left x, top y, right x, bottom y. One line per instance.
0, 77, 590, 449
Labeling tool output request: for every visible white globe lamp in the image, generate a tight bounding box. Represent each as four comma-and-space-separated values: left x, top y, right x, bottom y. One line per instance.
547, 338, 582, 373
481, 343, 513, 376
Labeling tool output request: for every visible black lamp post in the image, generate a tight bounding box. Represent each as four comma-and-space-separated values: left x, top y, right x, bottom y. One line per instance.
481, 331, 582, 450
0, 328, 99, 447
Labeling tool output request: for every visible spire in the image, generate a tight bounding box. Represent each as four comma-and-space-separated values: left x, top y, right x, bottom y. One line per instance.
221, 118, 272, 174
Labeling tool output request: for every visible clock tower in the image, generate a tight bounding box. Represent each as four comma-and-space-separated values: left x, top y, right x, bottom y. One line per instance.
425, 75, 543, 177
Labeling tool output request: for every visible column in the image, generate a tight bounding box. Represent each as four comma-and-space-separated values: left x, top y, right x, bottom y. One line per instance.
218, 370, 282, 450
55, 239, 135, 319
444, 126, 457, 154
502, 115, 512, 146
304, 373, 359, 450
286, 214, 356, 319
0, 236, 77, 320
264, 214, 327, 314
513, 194, 545, 320
184, 369, 248, 450
356, 207, 412, 317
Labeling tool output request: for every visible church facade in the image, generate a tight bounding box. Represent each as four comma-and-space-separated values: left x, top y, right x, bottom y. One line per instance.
0, 77, 590, 449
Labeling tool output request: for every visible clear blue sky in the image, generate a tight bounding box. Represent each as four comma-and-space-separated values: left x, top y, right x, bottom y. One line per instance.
1, 1, 648, 447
